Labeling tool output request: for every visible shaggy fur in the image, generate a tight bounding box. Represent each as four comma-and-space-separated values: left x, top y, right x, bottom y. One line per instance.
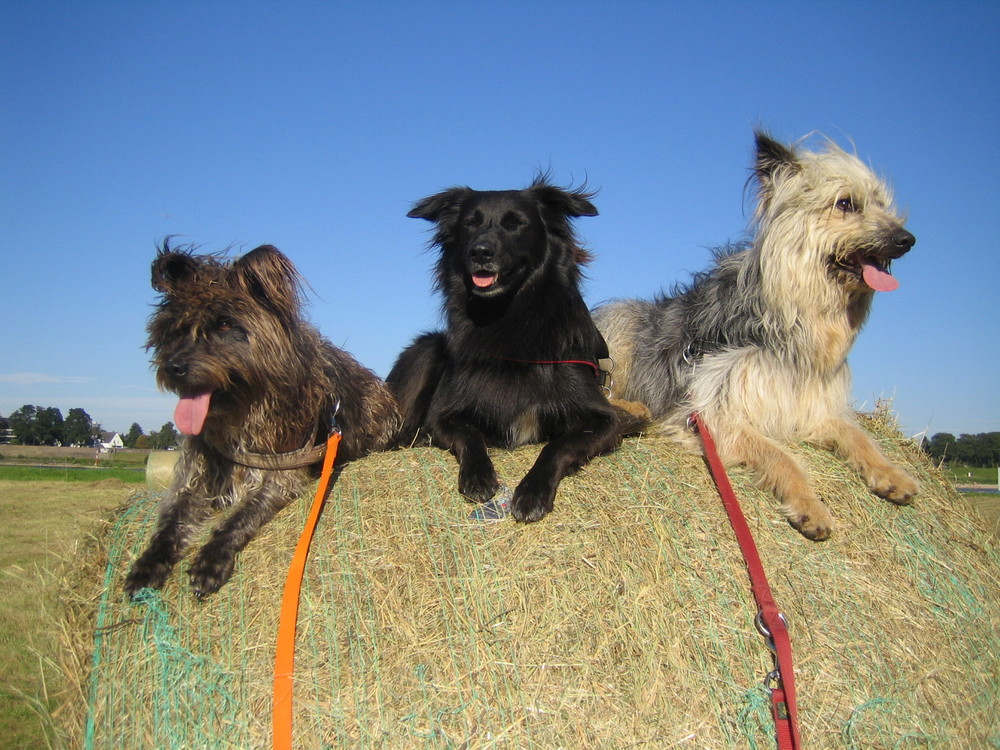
124, 243, 399, 598
593, 132, 918, 540
388, 178, 647, 523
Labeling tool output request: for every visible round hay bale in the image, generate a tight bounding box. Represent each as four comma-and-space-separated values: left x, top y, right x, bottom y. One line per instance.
145, 450, 178, 490
60, 420, 1000, 748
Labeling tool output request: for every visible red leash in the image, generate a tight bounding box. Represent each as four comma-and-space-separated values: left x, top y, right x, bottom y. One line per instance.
691, 412, 802, 750
502, 357, 602, 377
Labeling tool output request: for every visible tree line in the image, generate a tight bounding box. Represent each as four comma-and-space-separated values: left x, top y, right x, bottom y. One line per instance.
1, 404, 178, 450
924, 432, 1000, 468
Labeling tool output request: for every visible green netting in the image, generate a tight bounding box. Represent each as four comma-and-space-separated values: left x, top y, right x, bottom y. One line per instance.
62, 428, 1000, 748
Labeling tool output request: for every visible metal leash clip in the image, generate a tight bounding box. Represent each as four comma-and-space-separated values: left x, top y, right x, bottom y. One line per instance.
597, 356, 615, 398
327, 399, 342, 437
754, 610, 788, 654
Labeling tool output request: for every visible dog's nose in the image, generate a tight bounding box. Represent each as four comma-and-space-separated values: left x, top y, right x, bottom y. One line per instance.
166, 360, 188, 378
468, 243, 495, 263
892, 228, 915, 252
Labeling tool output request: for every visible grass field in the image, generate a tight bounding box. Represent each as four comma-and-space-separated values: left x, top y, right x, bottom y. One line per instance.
0, 474, 136, 749
942, 464, 999, 486
0, 444, 148, 470
1, 447, 997, 749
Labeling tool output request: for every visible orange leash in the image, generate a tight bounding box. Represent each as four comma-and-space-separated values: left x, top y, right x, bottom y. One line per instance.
272, 429, 341, 750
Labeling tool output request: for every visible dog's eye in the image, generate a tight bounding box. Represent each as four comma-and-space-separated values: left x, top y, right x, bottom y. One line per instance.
836, 197, 858, 213
463, 212, 482, 229
501, 212, 526, 231
216, 317, 236, 333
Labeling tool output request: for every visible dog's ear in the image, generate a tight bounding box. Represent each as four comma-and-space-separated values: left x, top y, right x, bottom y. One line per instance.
529, 183, 599, 218
754, 132, 800, 185
151, 244, 201, 293
752, 131, 802, 212
407, 187, 472, 223
233, 245, 304, 318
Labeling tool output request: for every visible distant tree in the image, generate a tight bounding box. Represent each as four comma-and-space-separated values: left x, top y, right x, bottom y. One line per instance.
123, 422, 144, 448
926, 431, 1000, 468
36, 407, 65, 445
8, 405, 39, 445
150, 422, 179, 450
64, 407, 94, 446
134, 434, 151, 450
925, 433, 955, 463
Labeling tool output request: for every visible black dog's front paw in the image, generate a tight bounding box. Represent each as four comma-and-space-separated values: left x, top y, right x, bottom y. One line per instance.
510, 478, 556, 523
124, 555, 173, 599
458, 457, 500, 503
187, 542, 237, 599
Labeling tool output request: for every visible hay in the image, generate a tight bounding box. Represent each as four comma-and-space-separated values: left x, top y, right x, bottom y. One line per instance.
59, 418, 1000, 748
144, 451, 179, 491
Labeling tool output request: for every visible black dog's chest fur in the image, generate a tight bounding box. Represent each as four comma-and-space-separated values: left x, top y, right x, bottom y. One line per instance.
436, 355, 605, 447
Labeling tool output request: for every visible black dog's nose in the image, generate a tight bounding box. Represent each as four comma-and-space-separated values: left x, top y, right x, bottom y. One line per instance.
468, 243, 495, 263
166, 360, 188, 378
893, 228, 916, 251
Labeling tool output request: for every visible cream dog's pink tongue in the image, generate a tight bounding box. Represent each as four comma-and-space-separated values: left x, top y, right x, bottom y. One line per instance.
861, 258, 899, 292
175, 392, 212, 435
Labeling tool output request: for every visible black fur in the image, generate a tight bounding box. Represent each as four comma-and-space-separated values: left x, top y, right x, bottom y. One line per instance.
388, 178, 646, 522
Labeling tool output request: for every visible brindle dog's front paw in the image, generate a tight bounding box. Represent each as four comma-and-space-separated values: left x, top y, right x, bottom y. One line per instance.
124, 556, 172, 599
187, 542, 237, 599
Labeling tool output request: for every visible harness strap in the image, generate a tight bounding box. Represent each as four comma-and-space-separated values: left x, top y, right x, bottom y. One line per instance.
272, 426, 342, 750
691, 412, 802, 750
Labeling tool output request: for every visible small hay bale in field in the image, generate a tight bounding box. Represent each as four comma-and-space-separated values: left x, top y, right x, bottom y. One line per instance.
60, 420, 1000, 748
144, 450, 179, 490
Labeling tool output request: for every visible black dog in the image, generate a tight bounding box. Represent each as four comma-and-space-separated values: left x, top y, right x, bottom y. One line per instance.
388, 177, 647, 522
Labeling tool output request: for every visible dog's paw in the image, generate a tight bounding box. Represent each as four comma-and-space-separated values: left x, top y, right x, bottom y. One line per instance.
187, 544, 237, 599
782, 497, 835, 541
123, 557, 172, 599
510, 478, 556, 523
870, 467, 919, 506
609, 398, 652, 421
458, 460, 500, 503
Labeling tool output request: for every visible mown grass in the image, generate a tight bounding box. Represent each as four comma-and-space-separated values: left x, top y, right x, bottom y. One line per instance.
0, 480, 134, 749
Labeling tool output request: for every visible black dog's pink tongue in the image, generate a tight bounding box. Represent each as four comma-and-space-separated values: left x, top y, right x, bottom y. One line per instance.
472, 272, 497, 288
174, 392, 212, 435
861, 258, 899, 292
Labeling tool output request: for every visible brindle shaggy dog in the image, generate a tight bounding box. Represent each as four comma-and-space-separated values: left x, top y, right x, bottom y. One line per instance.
124, 243, 399, 599
594, 132, 918, 540
388, 178, 647, 523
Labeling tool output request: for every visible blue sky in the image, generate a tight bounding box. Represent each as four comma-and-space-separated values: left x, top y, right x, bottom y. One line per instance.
1, 1, 997, 439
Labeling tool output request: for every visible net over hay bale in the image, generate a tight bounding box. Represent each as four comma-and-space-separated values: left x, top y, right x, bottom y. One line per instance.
62, 419, 1000, 748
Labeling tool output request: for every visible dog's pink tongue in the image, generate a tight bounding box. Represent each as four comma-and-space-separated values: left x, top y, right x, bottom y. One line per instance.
472, 272, 497, 288
861, 259, 899, 292
174, 392, 212, 435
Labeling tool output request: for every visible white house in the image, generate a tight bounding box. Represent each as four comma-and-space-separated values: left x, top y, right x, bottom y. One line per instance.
99, 432, 125, 452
